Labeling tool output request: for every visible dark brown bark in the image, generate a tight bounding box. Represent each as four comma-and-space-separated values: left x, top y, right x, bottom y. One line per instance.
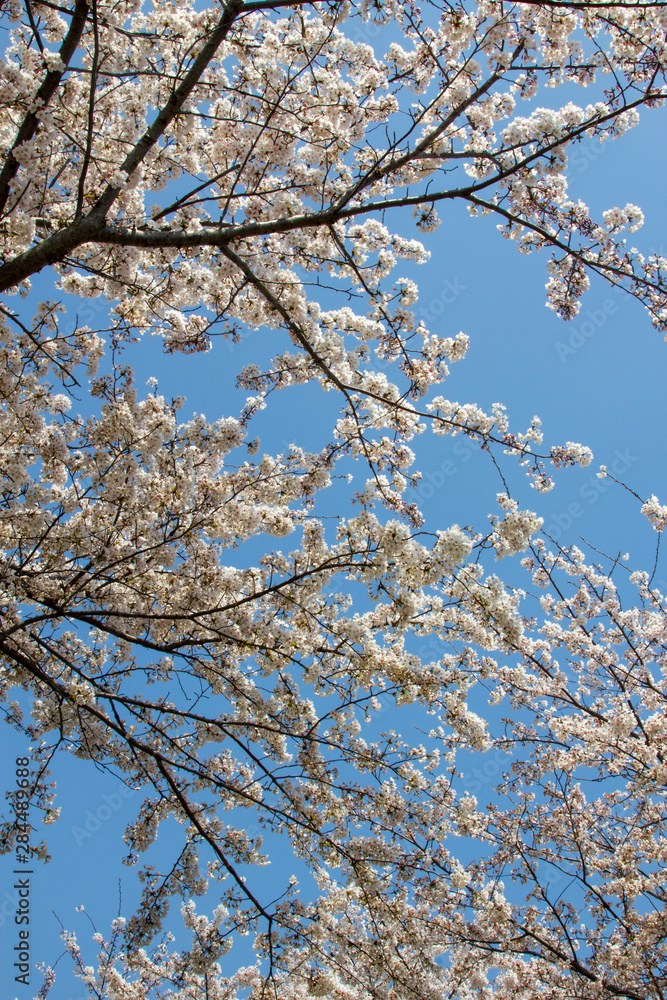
0, 0, 90, 218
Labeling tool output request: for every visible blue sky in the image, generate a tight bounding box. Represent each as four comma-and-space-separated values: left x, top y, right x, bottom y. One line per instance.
2, 26, 667, 1000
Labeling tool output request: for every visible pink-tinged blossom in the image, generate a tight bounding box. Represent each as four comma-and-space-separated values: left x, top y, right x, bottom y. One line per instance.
641, 494, 667, 532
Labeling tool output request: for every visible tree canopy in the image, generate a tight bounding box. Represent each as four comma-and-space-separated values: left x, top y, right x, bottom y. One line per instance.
1, 1, 667, 998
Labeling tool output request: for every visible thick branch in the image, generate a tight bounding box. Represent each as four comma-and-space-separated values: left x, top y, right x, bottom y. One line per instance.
0, 0, 90, 218
0, 0, 244, 291
88, 0, 244, 220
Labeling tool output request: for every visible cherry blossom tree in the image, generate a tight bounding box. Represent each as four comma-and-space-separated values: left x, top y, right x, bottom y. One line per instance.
0, 1, 666, 998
